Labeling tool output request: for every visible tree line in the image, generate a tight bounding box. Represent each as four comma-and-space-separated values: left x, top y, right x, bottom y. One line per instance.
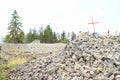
25, 25, 70, 43
4, 10, 76, 43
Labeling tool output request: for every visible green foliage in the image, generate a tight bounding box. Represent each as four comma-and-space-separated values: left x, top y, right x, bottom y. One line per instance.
2, 10, 74, 44
43, 25, 59, 43
59, 31, 69, 43
43, 25, 55, 43
31, 56, 37, 60
25, 24, 71, 43
59, 38, 69, 43
26, 28, 39, 43
0, 62, 19, 72
32, 28, 39, 40
4, 10, 25, 43
25, 25, 59, 43
0, 64, 8, 71
0, 58, 26, 80
53, 32, 58, 43
26, 29, 33, 43
61, 31, 66, 40
39, 27, 44, 43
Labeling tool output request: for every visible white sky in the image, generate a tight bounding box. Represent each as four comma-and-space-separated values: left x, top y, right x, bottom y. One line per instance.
0, 0, 120, 37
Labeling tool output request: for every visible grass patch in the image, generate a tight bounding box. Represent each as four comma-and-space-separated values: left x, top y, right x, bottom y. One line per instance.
0, 58, 27, 71
0, 73, 9, 80
7, 49, 24, 55
7, 58, 27, 69
0, 58, 27, 80
0, 64, 8, 71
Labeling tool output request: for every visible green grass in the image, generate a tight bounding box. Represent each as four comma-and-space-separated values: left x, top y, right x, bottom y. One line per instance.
0, 63, 18, 80
0, 64, 9, 71
0, 58, 27, 71
0, 58, 27, 80
0, 63, 19, 72
7, 49, 24, 55
0, 73, 9, 80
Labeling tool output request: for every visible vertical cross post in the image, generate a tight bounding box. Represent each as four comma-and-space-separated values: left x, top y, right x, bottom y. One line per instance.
88, 17, 98, 33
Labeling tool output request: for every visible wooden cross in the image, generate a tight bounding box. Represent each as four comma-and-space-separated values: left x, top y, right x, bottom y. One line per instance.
88, 17, 99, 33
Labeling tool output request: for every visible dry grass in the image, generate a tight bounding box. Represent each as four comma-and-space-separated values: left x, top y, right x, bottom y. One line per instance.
0, 57, 27, 71
7, 49, 24, 54
0, 57, 27, 80
7, 57, 27, 67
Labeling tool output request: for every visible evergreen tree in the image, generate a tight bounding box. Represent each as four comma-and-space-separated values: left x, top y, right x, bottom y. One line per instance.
25, 25, 70, 43
26, 28, 33, 43
4, 10, 25, 43
56, 32, 61, 40
60, 31, 69, 43
26, 28, 39, 43
32, 28, 39, 40
53, 32, 58, 43
43, 25, 53, 43
61, 31, 66, 40
71, 32, 76, 41
38, 27, 44, 43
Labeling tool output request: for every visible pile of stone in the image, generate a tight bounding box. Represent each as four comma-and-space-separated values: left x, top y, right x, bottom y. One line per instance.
8, 33, 120, 80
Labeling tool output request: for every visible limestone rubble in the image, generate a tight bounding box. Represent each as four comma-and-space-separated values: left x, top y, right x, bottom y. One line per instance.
8, 33, 120, 80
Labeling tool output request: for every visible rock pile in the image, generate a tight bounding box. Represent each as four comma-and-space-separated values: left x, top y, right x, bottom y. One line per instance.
8, 33, 120, 80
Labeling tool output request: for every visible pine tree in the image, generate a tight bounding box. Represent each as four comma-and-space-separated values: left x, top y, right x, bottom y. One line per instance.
39, 27, 44, 43
60, 31, 69, 43
43, 25, 53, 43
26, 28, 33, 43
71, 32, 76, 41
26, 28, 39, 43
4, 10, 25, 43
53, 32, 58, 43
32, 28, 39, 40
61, 31, 66, 40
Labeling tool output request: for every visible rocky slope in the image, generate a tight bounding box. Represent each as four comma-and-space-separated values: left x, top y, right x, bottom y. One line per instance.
8, 34, 120, 80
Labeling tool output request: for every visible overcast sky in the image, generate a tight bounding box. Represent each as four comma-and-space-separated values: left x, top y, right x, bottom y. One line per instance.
0, 0, 120, 37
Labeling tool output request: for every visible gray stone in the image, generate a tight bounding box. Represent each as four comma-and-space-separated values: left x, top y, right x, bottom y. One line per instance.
7, 33, 120, 80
